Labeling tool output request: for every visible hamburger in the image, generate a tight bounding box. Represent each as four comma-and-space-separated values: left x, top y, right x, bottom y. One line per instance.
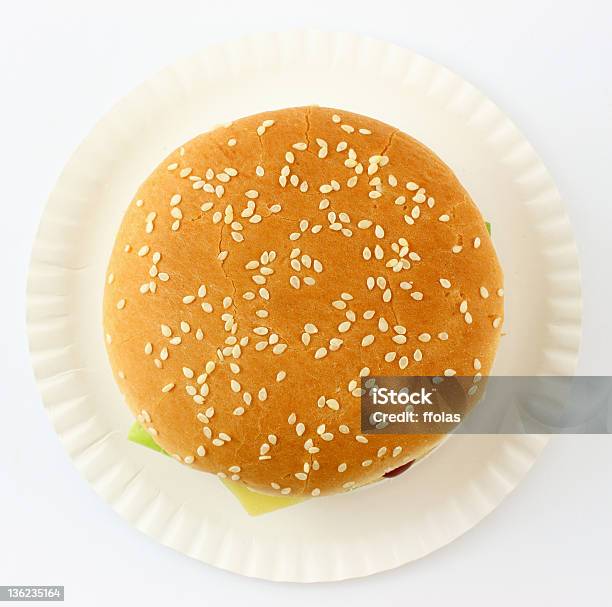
103, 106, 504, 498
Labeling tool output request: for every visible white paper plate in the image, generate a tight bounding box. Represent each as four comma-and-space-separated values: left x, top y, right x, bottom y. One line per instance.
27, 31, 582, 582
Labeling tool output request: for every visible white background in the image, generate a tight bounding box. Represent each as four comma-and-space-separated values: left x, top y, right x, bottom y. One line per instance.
1, 0, 611, 605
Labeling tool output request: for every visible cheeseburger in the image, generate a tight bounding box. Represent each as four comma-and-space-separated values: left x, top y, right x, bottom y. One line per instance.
103, 106, 504, 497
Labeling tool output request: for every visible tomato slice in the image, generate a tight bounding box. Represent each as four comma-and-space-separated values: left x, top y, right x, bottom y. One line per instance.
383, 459, 416, 478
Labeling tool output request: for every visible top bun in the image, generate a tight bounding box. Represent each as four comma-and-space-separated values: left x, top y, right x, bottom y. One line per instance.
103, 106, 504, 497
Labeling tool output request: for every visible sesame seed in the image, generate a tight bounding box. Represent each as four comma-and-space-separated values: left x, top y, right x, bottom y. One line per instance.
338, 321, 351, 333
161, 383, 175, 393
413, 189, 426, 204
325, 398, 340, 410
314, 347, 328, 359
439, 278, 451, 288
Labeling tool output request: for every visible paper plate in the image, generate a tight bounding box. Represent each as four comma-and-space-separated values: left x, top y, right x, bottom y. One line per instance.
26, 30, 582, 582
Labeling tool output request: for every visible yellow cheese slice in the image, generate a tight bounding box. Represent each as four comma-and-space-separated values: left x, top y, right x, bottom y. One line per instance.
128, 422, 304, 516
220, 479, 305, 515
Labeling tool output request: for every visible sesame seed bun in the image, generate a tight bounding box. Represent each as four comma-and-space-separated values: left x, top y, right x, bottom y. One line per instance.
103, 106, 504, 497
